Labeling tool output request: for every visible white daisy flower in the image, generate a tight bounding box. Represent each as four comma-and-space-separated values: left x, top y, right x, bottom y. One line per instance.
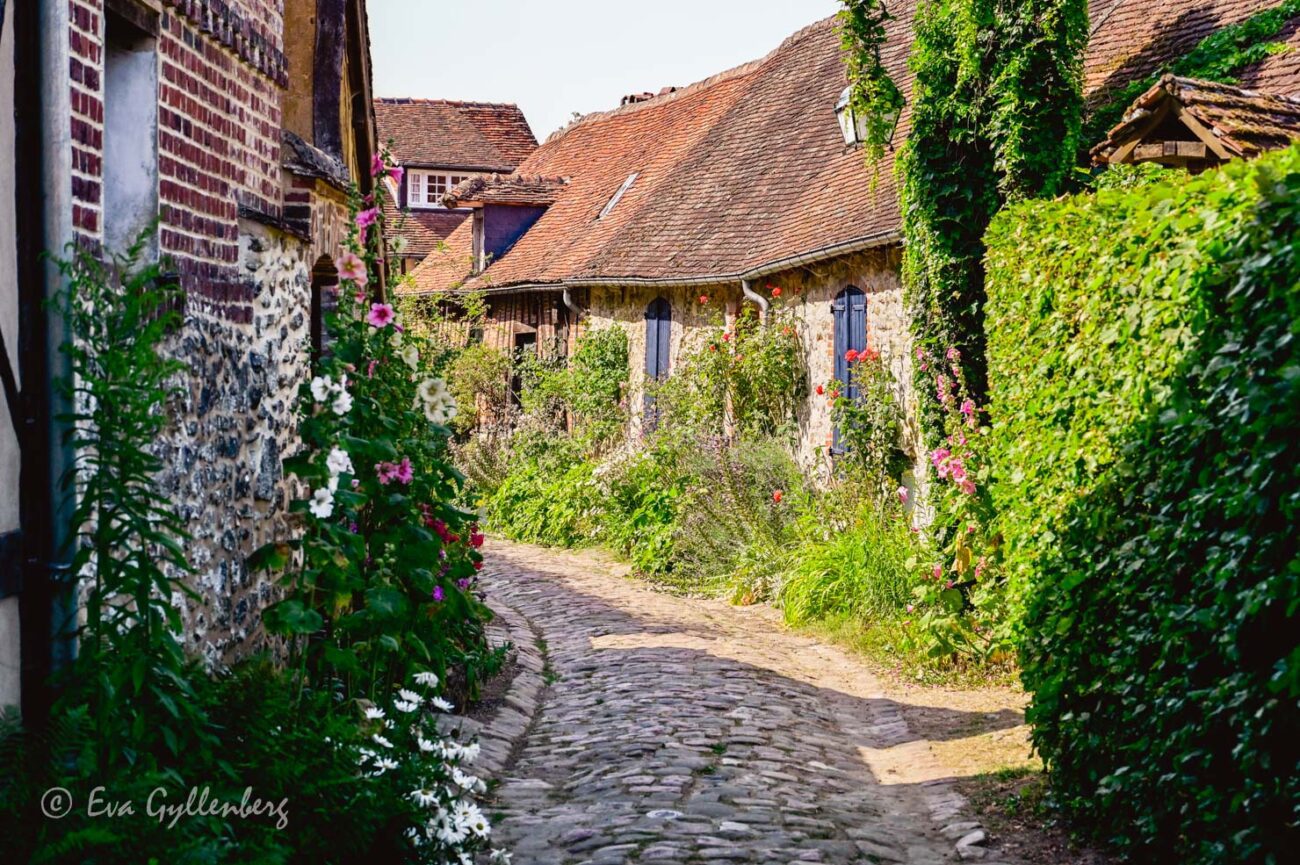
331, 390, 354, 416
372, 756, 399, 774
410, 788, 438, 808
326, 446, 353, 476
462, 803, 490, 838
459, 741, 480, 763
398, 688, 421, 704
430, 696, 454, 712
414, 671, 439, 688
308, 487, 334, 519
416, 735, 436, 753
363, 706, 385, 721
394, 699, 419, 714
490, 850, 513, 864
372, 734, 393, 749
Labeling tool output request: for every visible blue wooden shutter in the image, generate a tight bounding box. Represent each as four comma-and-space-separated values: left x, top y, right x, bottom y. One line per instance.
644, 298, 671, 431
831, 287, 867, 454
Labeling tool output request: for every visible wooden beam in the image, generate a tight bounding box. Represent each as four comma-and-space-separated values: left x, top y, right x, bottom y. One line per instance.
1171, 104, 1236, 160
1108, 103, 1172, 164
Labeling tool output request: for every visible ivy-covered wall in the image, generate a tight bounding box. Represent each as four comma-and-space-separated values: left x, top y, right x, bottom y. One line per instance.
984, 148, 1300, 864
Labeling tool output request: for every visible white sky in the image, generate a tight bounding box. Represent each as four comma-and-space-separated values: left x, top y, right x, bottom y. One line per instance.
368, 0, 842, 140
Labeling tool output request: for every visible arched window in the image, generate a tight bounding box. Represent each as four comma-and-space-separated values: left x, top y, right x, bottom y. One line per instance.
643, 297, 672, 431
831, 286, 867, 453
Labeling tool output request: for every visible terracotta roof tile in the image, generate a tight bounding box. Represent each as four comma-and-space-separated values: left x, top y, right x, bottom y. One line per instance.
415, 2, 1300, 294
1092, 74, 1300, 162
406, 219, 475, 294
443, 174, 570, 208
381, 184, 468, 259
373, 98, 537, 171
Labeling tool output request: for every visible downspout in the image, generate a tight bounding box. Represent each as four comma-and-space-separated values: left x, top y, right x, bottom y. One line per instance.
37, 0, 77, 681
740, 279, 769, 322
561, 286, 581, 319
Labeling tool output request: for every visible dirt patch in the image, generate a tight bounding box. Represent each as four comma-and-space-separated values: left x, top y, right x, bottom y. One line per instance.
957, 770, 1119, 865
462, 652, 520, 724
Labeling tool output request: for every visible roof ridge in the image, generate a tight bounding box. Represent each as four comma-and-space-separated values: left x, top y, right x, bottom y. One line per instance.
374, 97, 524, 109
540, 14, 838, 146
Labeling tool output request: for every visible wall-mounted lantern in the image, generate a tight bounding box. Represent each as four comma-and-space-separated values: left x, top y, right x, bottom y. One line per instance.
836, 85, 902, 150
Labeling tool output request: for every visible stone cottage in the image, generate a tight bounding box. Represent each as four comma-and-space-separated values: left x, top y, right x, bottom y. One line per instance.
1, 0, 379, 718
405, 0, 1300, 475
373, 98, 537, 275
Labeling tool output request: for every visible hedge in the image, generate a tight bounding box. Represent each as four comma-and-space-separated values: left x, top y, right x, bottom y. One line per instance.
985, 148, 1300, 862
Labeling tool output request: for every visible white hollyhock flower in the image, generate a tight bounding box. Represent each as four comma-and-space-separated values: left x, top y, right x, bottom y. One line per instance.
410, 788, 438, 808
310, 376, 333, 402
331, 390, 353, 416
309, 487, 334, 519
363, 706, 385, 721
327, 475, 339, 493
326, 446, 354, 476
389, 329, 404, 348
430, 696, 454, 713
414, 671, 439, 688
400, 343, 419, 370
398, 688, 421, 704
391, 235, 409, 255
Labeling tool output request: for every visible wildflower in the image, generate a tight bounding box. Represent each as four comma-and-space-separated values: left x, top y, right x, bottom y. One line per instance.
816, 384, 825, 395
326, 446, 354, 477
932, 565, 943, 580
430, 696, 454, 712
930, 447, 950, 467
411, 788, 438, 808
698, 294, 709, 304
722, 333, 732, 342
946, 346, 961, 361
959, 479, 977, 495
906, 604, 915, 613
830, 390, 840, 399
772, 490, 783, 504
337, 251, 368, 284
845, 349, 859, 362
432, 586, 445, 602
367, 303, 396, 328
470, 531, 485, 548
366, 359, 379, 377
415, 671, 439, 688
897, 485, 909, 503
355, 207, 380, 229
771, 286, 782, 297
394, 457, 414, 484
331, 390, 353, 416
309, 487, 334, 519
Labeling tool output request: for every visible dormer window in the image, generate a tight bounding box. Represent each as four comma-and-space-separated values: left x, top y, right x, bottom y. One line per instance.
408, 170, 470, 209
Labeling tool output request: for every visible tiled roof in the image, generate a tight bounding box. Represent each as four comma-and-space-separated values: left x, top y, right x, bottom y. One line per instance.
442, 174, 570, 209
412, 1, 1300, 294
408, 219, 475, 293
1092, 74, 1300, 163
373, 98, 538, 171
380, 184, 467, 259
1085, 0, 1300, 105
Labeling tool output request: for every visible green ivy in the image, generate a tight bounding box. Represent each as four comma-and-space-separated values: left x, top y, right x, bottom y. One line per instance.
986, 144, 1300, 863
1083, 0, 1300, 153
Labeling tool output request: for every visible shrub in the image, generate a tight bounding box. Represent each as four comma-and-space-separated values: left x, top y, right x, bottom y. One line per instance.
985, 145, 1300, 863
446, 343, 513, 437
485, 432, 601, 548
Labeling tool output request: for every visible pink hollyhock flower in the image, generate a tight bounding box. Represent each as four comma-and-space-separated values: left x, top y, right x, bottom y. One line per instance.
389, 165, 404, 186
959, 479, 977, 495
432, 586, 444, 602
366, 303, 395, 328
367, 359, 379, 377
932, 565, 943, 580
370, 153, 385, 177
946, 347, 961, 361
353, 290, 367, 304
949, 462, 967, 483
897, 485, 909, 503
337, 251, 368, 284
394, 457, 413, 485
930, 447, 951, 467
355, 208, 380, 229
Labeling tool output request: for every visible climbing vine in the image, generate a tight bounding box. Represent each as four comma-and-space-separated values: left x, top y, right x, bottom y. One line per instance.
1083, 0, 1300, 149
837, 0, 906, 163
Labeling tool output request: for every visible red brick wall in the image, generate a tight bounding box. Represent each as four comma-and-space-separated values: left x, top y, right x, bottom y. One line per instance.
68, 0, 287, 323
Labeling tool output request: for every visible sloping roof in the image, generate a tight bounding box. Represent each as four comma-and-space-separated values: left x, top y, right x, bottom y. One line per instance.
1092, 74, 1300, 163
409, 220, 475, 292
409, 1, 1300, 295
380, 184, 467, 258
443, 174, 570, 209
1085, 0, 1300, 105
373, 98, 538, 171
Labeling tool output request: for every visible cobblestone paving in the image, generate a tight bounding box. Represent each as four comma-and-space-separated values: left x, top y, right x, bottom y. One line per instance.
481, 542, 1009, 865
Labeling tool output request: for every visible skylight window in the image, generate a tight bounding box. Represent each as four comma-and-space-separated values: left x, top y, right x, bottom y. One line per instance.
599, 172, 639, 219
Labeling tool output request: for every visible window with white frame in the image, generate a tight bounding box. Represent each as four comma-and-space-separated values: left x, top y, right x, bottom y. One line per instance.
407, 170, 471, 209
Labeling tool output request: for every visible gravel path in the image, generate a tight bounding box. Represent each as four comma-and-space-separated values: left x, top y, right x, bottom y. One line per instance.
479, 541, 1014, 865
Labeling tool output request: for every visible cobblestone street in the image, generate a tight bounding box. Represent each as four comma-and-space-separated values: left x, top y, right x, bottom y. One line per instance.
478, 542, 1015, 865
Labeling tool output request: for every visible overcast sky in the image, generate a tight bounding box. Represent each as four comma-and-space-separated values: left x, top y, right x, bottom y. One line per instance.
369, 0, 842, 140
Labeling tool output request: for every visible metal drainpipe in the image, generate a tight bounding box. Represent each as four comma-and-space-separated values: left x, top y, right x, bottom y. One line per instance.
37, 0, 77, 678
741, 279, 769, 322
561, 286, 581, 319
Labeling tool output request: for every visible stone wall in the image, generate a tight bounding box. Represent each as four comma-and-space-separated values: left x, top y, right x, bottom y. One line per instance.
582, 246, 930, 516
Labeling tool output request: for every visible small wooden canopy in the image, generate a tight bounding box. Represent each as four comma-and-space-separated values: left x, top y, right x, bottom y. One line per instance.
1091, 75, 1300, 171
